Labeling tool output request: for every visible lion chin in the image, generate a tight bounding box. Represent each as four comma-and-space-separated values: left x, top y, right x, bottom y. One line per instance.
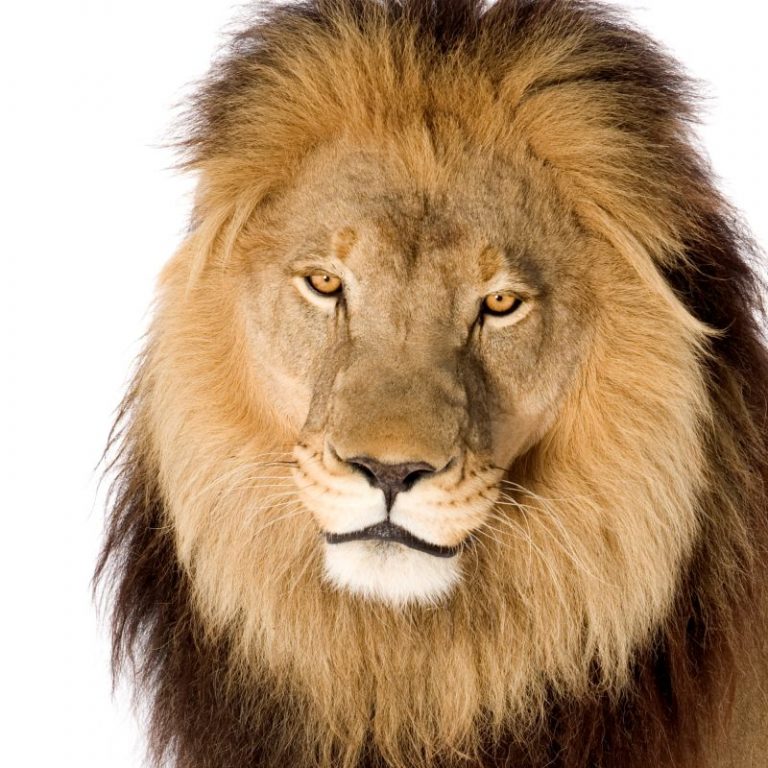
97, 1, 768, 767
322, 539, 463, 606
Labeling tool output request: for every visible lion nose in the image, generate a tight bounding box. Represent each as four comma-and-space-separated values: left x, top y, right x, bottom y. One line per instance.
345, 456, 438, 511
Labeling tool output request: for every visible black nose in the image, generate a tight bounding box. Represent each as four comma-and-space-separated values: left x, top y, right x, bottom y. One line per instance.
345, 456, 437, 510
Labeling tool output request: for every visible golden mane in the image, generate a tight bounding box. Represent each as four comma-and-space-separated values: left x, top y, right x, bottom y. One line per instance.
96, 2, 768, 767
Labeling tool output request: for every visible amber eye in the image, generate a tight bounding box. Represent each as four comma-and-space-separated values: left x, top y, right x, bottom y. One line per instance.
482, 292, 523, 317
305, 272, 342, 297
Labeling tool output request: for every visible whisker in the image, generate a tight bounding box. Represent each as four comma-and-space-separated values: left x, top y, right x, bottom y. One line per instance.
244, 451, 296, 459
477, 519, 537, 583
248, 506, 306, 540
282, 527, 322, 599
262, 498, 305, 512
186, 462, 297, 504
233, 475, 298, 480
492, 496, 610, 585
479, 519, 572, 605
495, 479, 590, 505
242, 489, 303, 516
471, 525, 537, 594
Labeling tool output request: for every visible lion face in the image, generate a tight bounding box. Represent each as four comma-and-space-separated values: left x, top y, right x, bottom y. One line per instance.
243, 141, 594, 604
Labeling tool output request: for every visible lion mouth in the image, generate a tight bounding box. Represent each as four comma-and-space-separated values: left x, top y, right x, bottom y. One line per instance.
325, 521, 462, 558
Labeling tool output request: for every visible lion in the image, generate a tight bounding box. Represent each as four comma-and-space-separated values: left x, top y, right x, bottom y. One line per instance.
96, 1, 768, 766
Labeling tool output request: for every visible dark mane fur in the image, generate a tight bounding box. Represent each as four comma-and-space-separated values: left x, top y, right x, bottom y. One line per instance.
96, 1, 768, 766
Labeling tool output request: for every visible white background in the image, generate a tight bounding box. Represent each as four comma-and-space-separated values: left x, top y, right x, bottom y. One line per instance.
0, 2, 765, 766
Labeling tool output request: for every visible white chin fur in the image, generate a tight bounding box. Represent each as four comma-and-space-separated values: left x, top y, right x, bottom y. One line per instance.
322, 540, 462, 607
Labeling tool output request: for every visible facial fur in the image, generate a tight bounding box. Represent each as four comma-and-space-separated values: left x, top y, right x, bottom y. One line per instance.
97, 2, 768, 768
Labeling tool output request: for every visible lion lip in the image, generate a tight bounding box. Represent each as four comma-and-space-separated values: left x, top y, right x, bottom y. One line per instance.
324, 520, 462, 558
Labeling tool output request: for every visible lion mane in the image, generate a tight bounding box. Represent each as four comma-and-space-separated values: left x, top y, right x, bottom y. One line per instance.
97, 1, 768, 767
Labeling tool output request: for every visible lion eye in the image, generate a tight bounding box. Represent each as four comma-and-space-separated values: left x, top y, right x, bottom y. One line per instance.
482, 292, 522, 317
305, 272, 342, 297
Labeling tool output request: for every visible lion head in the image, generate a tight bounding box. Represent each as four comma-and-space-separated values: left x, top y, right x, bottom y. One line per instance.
97, 2, 768, 767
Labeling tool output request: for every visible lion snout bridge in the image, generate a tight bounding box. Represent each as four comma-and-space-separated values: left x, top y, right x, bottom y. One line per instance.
325, 354, 468, 475
343, 456, 440, 510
